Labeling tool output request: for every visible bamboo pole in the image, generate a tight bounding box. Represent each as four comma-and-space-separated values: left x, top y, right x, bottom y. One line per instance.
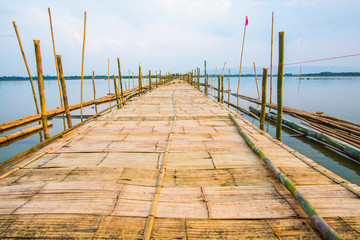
250, 107, 360, 162
228, 69, 231, 107
270, 11, 274, 103
138, 65, 142, 95
92, 71, 97, 113
129, 69, 131, 90
48, 8, 64, 109
217, 75, 221, 102
260, 68, 268, 130
205, 74, 208, 96
107, 58, 110, 94
221, 75, 224, 103
80, 11, 87, 122
0, 122, 53, 144
253, 62, 260, 100
229, 114, 341, 240
33, 40, 49, 139
276, 31, 285, 141
149, 70, 152, 91
197, 67, 200, 90
156, 71, 158, 88
132, 71, 135, 90
237, 16, 248, 96
117, 58, 124, 101
56, 55, 72, 128
113, 75, 120, 108
12, 21, 40, 114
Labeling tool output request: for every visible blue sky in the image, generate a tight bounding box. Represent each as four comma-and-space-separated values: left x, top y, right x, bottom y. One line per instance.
1, 0, 360, 76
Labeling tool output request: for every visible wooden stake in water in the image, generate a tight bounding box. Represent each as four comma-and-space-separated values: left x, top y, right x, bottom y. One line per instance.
117, 58, 124, 101
113, 75, 120, 108
12, 21, 40, 114
297, 64, 302, 95
33, 40, 49, 139
221, 75, 224, 103
217, 75, 221, 102
276, 32, 285, 141
270, 12, 274, 103
253, 62, 260, 100
139, 65, 142, 95
56, 55, 72, 128
107, 58, 110, 94
260, 68, 268, 130
228, 69, 231, 106
80, 11, 87, 122
237, 16, 248, 97
197, 67, 200, 90
92, 71, 97, 113
48, 8, 64, 109
149, 70, 152, 91
129, 69, 131, 90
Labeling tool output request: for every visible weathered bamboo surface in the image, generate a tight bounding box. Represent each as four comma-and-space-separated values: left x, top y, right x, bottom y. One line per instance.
0, 80, 359, 239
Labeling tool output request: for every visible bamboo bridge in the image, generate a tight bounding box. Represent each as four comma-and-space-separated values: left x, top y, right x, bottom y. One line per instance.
0, 80, 360, 239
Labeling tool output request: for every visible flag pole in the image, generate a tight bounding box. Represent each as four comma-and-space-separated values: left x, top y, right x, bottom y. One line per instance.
237, 16, 248, 98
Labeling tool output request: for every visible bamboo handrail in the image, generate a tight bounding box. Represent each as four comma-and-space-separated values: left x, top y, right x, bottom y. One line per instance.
229, 113, 341, 240
80, 11, 87, 121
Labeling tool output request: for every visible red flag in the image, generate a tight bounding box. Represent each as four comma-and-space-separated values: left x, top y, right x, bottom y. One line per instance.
245, 16, 248, 26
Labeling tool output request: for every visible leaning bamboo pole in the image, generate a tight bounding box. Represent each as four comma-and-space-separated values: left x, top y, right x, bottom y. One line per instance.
80, 11, 87, 122
260, 68, 268, 130
250, 107, 360, 162
237, 16, 248, 97
117, 58, 124, 101
253, 62, 260, 100
0, 122, 53, 144
33, 40, 49, 139
229, 113, 341, 240
92, 71, 97, 113
12, 21, 40, 114
276, 32, 285, 141
138, 65, 142, 95
113, 75, 120, 108
48, 8, 64, 109
149, 70, 152, 91
56, 55, 72, 128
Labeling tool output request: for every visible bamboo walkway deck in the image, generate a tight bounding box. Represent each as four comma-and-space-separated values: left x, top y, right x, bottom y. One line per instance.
0, 80, 360, 239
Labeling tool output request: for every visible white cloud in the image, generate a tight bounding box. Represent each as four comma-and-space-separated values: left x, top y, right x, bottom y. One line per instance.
73, 31, 82, 44
159, 0, 232, 16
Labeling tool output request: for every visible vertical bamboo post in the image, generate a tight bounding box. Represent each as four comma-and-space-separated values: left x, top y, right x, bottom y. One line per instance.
117, 58, 124, 101
33, 40, 49, 139
92, 71, 97, 113
124, 80, 127, 91
48, 8, 64, 109
276, 32, 285, 141
56, 55, 72, 128
221, 75, 224, 103
132, 71, 134, 90
12, 21, 40, 114
204, 74, 208, 96
253, 62, 260, 100
149, 70, 152, 91
80, 11, 87, 122
228, 68, 231, 107
159, 70, 162, 85
260, 68, 268, 130
217, 75, 221, 102
138, 65, 142, 95
197, 67, 200, 90
107, 58, 110, 94
156, 71, 158, 88
129, 69, 131, 90
237, 16, 248, 98
113, 75, 120, 108
270, 11, 274, 103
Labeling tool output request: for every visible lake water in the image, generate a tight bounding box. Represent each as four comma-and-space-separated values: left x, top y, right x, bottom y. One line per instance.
1, 76, 360, 185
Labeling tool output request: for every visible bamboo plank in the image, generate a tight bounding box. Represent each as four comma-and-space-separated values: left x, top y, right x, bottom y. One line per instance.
0, 214, 100, 239
94, 216, 145, 239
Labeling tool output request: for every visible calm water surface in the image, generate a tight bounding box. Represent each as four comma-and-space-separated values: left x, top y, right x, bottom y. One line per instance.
0, 76, 359, 185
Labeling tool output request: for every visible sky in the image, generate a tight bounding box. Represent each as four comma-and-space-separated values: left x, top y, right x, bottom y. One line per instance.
1, 0, 360, 76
